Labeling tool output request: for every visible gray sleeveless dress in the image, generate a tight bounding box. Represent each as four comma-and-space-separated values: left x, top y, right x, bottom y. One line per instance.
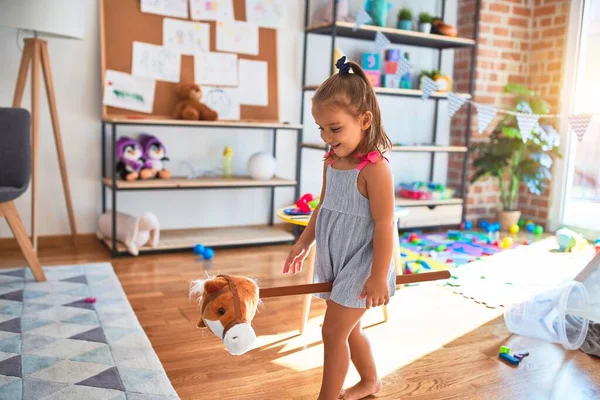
313, 156, 396, 308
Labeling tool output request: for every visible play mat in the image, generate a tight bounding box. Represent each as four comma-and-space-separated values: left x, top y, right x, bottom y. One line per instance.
398, 231, 596, 308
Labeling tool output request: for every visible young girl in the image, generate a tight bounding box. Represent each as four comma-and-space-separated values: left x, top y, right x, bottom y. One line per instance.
283, 56, 396, 400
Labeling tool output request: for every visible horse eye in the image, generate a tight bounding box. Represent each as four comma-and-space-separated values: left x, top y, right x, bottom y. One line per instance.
217, 308, 225, 315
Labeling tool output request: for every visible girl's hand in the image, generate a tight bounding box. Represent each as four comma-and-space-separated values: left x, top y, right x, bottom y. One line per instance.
359, 276, 390, 309
283, 241, 311, 274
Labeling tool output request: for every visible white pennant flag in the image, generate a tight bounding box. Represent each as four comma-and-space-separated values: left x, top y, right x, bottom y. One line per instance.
354, 9, 371, 31
447, 92, 466, 118
516, 113, 540, 142
374, 31, 390, 52
476, 104, 497, 134
394, 57, 412, 80
569, 114, 593, 141
421, 76, 438, 99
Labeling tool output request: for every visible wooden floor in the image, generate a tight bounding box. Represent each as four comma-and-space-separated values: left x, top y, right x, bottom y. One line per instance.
1, 237, 599, 400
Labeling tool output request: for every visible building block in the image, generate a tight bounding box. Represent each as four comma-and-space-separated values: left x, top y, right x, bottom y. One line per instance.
383, 74, 400, 88
499, 353, 520, 366
385, 49, 401, 61
365, 70, 381, 87
362, 53, 380, 71
385, 61, 398, 74
499, 345, 510, 354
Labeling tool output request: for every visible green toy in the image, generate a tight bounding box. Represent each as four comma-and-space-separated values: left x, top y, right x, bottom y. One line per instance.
534, 225, 544, 235
499, 345, 510, 354
365, 0, 392, 27
556, 227, 588, 252
308, 198, 320, 210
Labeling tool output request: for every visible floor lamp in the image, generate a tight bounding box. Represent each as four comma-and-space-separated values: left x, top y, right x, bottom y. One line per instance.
0, 0, 84, 250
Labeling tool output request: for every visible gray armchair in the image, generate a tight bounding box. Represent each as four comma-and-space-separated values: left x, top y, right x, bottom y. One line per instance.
0, 108, 46, 281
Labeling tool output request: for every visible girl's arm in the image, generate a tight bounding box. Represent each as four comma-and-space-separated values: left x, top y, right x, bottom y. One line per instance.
296, 159, 328, 247
364, 161, 395, 281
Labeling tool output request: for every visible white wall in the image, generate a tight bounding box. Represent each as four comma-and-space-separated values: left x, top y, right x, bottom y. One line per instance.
0, 0, 456, 238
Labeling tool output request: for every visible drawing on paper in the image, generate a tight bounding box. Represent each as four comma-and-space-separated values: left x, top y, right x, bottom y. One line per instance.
163, 18, 210, 55
190, 0, 234, 21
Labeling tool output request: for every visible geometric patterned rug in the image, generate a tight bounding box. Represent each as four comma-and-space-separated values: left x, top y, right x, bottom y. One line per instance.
0, 263, 179, 400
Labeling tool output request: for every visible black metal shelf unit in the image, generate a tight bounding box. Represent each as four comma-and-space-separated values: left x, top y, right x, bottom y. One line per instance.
296, 0, 481, 227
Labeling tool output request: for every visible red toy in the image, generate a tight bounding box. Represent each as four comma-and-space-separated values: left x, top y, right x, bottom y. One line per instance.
84, 297, 97, 303
295, 193, 314, 213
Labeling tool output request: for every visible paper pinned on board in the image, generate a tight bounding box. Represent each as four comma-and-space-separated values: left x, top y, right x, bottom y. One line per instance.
190, 0, 234, 21
140, 0, 188, 19
238, 59, 268, 106
163, 18, 210, 55
132, 41, 181, 83
245, 0, 283, 28
202, 86, 240, 120
103, 70, 156, 113
216, 20, 259, 56
194, 51, 238, 87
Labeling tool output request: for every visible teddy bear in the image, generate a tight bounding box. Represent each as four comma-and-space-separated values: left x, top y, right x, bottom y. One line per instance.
173, 83, 218, 121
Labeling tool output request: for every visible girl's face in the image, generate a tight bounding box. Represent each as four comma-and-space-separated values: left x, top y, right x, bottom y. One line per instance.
312, 103, 372, 159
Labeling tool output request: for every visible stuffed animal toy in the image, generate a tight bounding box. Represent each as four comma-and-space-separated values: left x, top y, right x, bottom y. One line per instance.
311, 0, 352, 24
173, 83, 218, 121
365, 0, 391, 27
190, 270, 450, 355
115, 137, 154, 181
97, 211, 160, 256
139, 134, 171, 179
189, 275, 260, 355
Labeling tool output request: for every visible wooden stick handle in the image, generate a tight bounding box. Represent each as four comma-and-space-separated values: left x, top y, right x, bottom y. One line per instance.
259, 270, 451, 299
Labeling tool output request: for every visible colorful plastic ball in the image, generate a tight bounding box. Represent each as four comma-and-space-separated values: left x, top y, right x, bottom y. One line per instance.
534, 225, 544, 235
464, 221, 473, 230
479, 220, 489, 229
501, 237, 514, 249
493, 223, 501, 232
594, 238, 600, 245
509, 224, 520, 234
526, 223, 535, 233
522, 239, 532, 245
193, 244, 205, 255
202, 248, 215, 260
518, 218, 525, 228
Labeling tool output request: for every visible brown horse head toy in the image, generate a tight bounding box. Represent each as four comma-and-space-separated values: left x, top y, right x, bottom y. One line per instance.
189, 274, 260, 355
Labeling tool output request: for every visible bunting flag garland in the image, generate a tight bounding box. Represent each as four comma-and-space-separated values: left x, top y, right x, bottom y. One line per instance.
447, 92, 466, 118
354, 9, 371, 31
569, 114, 593, 141
475, 104, 498, 134
516, 113, 540, 142
421, 76, 438, 100
374, 31, 390, 52
394, 57, 412, 81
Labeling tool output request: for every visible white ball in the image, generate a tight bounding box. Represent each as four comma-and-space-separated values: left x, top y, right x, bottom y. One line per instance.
247, 152, 276, 180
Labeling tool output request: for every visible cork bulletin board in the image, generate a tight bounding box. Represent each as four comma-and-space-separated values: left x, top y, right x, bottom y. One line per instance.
100, 0, 279, 121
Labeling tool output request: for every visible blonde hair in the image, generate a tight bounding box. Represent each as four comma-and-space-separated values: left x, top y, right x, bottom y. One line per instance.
312, 58, 392, 157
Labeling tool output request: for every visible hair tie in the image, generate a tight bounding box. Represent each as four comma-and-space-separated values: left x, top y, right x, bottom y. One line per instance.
335, 56, 351, 74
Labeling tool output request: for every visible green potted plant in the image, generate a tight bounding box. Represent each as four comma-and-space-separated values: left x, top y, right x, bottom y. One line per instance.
418, 12, 433, 33
470, 83, 562, 231
397, 8, 413, 30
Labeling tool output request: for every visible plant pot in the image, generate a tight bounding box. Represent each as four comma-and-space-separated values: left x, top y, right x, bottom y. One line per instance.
398, 20, 413, 30
498, 210, 521, 231
418, 22, 431, 33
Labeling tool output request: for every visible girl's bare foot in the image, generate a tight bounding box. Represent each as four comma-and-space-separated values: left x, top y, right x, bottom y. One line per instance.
339, 379, 382, 400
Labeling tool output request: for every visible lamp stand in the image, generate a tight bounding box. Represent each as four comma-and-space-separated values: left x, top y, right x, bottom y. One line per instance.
12, 37, 77, 251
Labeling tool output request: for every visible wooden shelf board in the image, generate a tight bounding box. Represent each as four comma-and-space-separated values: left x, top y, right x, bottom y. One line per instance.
103, 116, 302, 130
103, 225, 294, 252
395, 197, 464, 207
306, 22, 476, 49
304, 86, 471, 99
302, 143, 467, 153
102, 176, 297, 190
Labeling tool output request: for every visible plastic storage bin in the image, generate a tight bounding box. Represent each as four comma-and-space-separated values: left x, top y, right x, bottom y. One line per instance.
504, 281, 590, 350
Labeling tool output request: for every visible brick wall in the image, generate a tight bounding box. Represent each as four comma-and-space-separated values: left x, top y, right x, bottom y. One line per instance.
450, 0, 568, 228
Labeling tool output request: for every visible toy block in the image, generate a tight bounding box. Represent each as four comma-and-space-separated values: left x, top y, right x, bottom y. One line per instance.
361, 53, 380, 71
385, 61, 398, 74
499, 345, 510, 354
383, 74, 400, 88
365, 70, 381, 87
514, 352, 529, 360
385, 49, 401, 61
499, 353, 520, 366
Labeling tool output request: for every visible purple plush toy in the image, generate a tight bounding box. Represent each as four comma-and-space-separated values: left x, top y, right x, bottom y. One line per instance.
139, 134, 171, 179
115, 137, 148, 181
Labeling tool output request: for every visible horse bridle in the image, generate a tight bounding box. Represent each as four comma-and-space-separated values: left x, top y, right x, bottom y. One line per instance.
197, 275, 245, 339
